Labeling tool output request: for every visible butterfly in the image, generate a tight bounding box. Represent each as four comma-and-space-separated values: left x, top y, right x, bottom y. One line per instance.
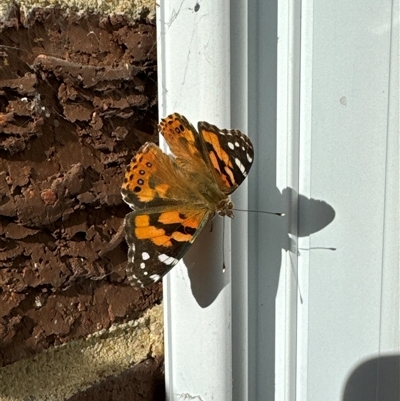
121, 113, 254, 287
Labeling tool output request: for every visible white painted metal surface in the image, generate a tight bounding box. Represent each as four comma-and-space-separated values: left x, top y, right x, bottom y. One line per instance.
159, 0, 399, 400
294, 1, 399, 401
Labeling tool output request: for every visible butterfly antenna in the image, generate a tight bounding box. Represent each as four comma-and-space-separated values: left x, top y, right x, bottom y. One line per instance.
298, 247, 337, 251
233, 208, 285, 217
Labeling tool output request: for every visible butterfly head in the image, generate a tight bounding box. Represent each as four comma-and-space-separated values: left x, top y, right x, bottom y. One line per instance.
216, 198, 234, 218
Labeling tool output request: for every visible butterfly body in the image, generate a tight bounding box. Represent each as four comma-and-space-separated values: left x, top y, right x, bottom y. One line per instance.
121, 113, 253, 287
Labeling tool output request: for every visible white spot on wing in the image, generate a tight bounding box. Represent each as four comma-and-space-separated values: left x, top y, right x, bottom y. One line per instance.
235, 158, 247, 176
235, 142, 240, 147
150, 274, 161, 282
247, 153, 253, 163
142, 252, 150, 260
144, 271, 148, 276
158, 254, 178, 265
227, 142, 235, 150
140, 262, 145, 269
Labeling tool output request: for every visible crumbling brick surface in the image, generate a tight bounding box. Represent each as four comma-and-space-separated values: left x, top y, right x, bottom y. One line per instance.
0, 5, 162, 368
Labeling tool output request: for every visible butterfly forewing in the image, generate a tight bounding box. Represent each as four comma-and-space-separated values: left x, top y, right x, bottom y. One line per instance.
158, 113, 210, 176
121, 142, 193, 209
198, 121, 254, 194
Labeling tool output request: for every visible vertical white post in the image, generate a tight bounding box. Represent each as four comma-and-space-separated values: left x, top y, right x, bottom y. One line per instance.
157, 2, 233, 400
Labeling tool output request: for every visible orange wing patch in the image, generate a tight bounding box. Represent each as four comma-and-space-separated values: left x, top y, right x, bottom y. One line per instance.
135, 214, 150, 227
157, 211, 185, 224
202, 130, 232, 167
158, 210, 201, 232
159, 113, 203, 161
121, 143, 172, 204
134, 214, 172, 247
155, 183, 170, 197
132, 209, 206, 248
202, 129, 236, 188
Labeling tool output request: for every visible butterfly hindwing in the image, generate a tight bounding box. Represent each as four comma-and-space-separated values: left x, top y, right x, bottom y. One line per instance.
125, 207, 211, 287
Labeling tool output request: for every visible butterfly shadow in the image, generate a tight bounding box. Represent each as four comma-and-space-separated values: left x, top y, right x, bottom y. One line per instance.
182, 217, 229, 308
283, 187, 337, 253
